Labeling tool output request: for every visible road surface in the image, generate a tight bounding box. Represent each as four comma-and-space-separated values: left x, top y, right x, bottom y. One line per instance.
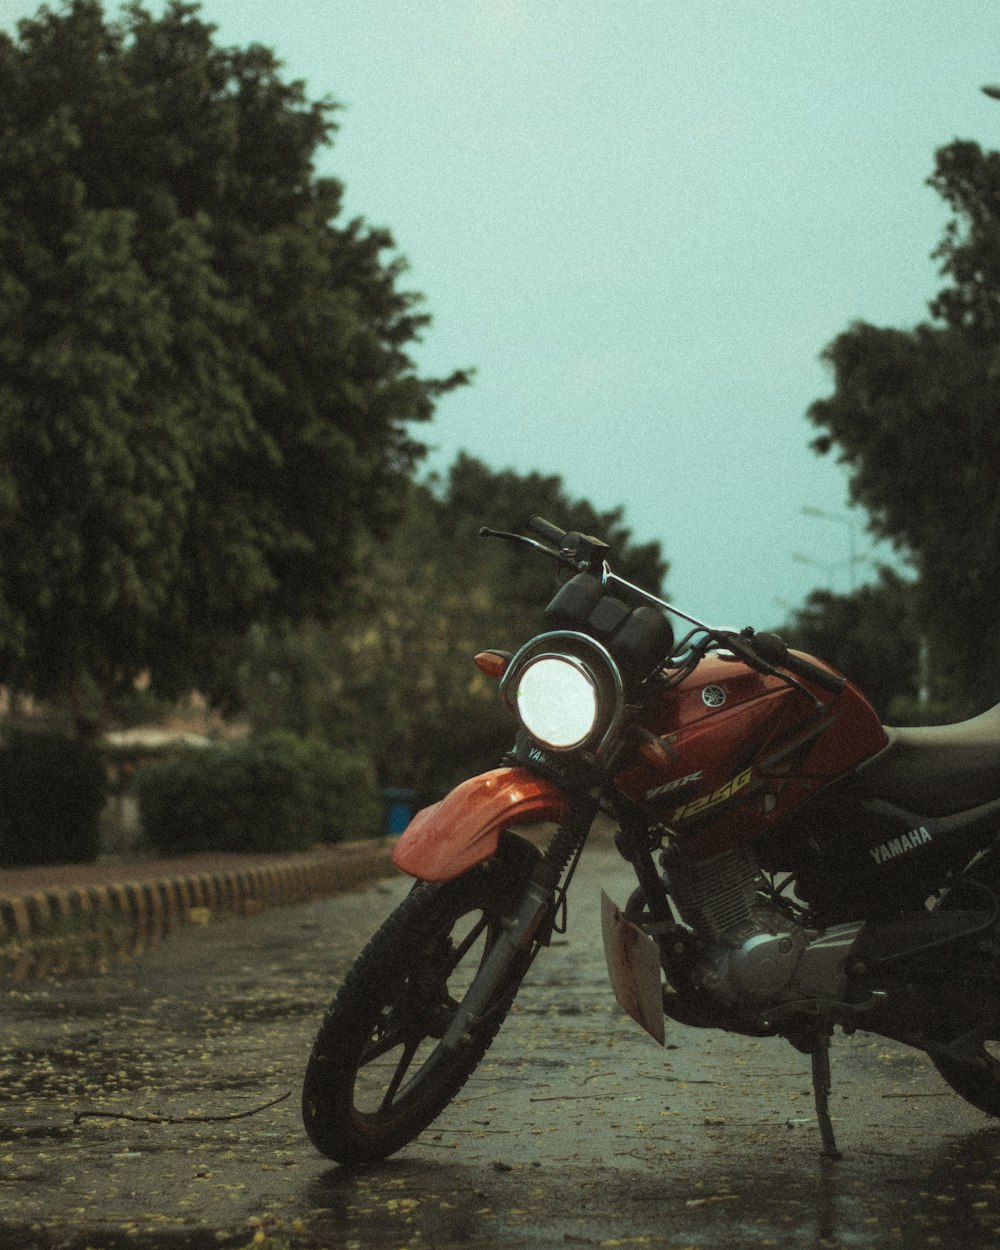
3, 841, 1000, 1248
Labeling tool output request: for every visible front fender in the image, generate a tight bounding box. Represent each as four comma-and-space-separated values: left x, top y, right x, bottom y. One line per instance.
392, 766, 570, 882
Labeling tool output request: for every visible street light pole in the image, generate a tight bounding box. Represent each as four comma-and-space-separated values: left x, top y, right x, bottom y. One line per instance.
801, 506, 860, 593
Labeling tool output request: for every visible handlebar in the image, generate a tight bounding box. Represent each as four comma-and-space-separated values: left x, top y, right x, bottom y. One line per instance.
729, 629, 847, 695
524, 515, 611, 572
526, 515, 569, 546
482, 517, 848, 700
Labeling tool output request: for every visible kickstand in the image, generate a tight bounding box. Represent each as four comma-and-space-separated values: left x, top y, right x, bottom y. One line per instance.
810, 1030, 842, 1160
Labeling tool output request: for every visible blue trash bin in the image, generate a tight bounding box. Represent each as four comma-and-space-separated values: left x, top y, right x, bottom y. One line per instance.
383, 787, 417, 836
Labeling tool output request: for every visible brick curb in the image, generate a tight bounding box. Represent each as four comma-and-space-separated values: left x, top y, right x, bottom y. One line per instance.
0, 837, 399, 944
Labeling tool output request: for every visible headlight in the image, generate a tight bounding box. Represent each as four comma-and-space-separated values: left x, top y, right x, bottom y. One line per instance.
514, 657, 600, 749
500, 631, 625, 756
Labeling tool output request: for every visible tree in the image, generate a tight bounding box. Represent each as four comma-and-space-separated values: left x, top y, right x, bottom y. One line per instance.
808, 139, 1000, 708
0, 1, 465, 731
242, 455, 670, 802
781, 567, 936, 721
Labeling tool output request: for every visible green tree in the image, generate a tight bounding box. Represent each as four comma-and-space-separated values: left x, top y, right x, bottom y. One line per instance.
242, 455, 670, 803
808, 139, 1000, 708
781, 568, 927, 720
0, 0, 465, 732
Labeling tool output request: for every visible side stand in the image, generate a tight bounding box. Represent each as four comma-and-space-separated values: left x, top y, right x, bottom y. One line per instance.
810, 1030, 842, 1160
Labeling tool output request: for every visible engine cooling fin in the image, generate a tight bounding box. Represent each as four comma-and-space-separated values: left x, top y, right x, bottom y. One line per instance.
663, 844, 759, 941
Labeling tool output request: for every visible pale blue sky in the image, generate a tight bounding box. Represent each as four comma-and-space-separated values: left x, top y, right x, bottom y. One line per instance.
4, 1, 1000, 626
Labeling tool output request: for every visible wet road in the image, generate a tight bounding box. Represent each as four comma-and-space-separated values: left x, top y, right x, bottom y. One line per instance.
3, 843, 1000, 1249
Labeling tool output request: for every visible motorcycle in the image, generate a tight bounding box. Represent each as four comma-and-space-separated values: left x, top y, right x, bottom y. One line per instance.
302, 515, 1000, 1164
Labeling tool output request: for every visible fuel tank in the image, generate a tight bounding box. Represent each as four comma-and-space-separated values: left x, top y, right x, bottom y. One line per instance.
614, 651, 888, 862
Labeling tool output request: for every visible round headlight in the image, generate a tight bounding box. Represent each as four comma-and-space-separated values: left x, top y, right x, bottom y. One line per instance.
514, 657, 599, 750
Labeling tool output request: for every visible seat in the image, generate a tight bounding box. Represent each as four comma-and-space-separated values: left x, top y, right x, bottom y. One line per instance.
856, 702, 1000, 817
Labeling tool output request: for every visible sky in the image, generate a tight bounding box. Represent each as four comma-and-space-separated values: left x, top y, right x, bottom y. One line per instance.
3, 0, 1000, 628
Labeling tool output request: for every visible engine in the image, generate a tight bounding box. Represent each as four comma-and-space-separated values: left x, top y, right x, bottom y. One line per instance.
663, 845, 862, 1010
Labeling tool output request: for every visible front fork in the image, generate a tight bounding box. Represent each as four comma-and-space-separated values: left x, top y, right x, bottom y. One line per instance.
440, 794, 599, 1052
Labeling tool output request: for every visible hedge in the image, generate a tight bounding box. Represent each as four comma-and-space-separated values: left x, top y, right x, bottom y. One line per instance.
136, 731, 382, 855
0, 728, 107, 866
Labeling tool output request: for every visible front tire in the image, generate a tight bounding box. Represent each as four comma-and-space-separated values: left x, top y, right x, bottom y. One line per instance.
302, 845, 539, 1164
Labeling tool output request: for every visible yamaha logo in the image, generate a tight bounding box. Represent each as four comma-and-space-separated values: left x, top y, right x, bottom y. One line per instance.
701, 684, 727, 708
869, 826, 932, 865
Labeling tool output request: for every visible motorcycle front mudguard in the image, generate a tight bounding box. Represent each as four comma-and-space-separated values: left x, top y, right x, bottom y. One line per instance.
392, 766, 570, 882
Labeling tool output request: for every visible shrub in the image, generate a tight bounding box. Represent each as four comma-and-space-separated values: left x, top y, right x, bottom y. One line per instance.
305, 740, 384, 842
136, 731, 382, 856
0, 728, 107, 866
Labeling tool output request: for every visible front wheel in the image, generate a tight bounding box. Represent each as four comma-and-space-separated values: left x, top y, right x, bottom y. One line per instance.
302, 845, 539, 1165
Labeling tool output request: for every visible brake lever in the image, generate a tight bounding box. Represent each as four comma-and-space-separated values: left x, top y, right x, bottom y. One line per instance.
479, 527, 569, 563
479, 527, 607, 573
480, 526, 549, 550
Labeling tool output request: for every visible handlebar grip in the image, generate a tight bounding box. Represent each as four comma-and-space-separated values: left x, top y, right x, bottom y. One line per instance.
742, 631, 847, 695
527, 515, 569, 547
783, 652, 847, 695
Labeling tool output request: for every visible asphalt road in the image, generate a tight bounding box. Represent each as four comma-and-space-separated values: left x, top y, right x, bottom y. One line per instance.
3, 842, 1000, 1250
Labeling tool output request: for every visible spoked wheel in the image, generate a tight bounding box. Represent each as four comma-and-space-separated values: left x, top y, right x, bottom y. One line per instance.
302, 843, 540, 1165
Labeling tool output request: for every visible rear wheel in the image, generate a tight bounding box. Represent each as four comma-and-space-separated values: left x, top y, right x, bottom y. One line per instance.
931, 1044, 1000, 1115
929, 855, 1000, 1114
302, 843, 539, 1164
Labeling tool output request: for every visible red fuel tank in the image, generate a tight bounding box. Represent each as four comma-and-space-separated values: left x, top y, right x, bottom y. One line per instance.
614, 651, 888, 862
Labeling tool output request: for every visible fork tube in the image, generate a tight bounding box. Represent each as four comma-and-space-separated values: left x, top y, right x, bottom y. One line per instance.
439, 794, 598, 1052
539, 791, 600, 876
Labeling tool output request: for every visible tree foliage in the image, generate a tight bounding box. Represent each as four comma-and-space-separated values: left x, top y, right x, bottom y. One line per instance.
136, 730, 382, 855
808, 139, 1000, 707
780, 568, 924, 721
0, 1, 465, 729
242, 454, 670, 803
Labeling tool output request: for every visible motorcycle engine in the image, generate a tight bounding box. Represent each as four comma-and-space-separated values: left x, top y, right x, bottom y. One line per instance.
663, 845, 861, 1009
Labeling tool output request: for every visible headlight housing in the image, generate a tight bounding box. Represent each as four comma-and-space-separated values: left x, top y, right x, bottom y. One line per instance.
500, 632, 624, 756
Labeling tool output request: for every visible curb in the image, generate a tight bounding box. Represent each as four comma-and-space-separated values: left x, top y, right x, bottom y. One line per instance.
0, 837, 400, 945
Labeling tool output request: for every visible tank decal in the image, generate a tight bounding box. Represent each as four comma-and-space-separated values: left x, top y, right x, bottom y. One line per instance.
645, 771, 704, 802
672, 767, 754, 823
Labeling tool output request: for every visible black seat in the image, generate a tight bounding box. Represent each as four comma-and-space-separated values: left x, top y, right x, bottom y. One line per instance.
856, 702, 1000, 817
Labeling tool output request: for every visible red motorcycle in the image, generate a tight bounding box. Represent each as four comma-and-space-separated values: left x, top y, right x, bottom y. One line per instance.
302, 516, 1000, 1163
